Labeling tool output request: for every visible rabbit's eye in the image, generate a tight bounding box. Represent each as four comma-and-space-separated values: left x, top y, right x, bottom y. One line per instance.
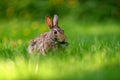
54, 30, 57, 34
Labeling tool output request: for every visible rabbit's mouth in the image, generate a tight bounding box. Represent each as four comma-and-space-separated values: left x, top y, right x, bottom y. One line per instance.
57, 41, 69, 46
54, 38, 68, 46
59, 42, 66, 44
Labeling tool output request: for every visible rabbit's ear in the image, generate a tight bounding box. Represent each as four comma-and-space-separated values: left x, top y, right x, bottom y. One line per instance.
46, 16, 53, 29
53, 14, 58, 26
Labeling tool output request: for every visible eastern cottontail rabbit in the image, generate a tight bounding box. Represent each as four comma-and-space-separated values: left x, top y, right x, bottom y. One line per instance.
28, 14, 68, 55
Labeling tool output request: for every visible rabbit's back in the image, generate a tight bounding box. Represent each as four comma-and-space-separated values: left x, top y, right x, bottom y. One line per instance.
28, 32, 56, 54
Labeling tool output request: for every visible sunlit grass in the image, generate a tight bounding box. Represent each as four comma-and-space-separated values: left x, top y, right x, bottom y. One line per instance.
0, 49, 119, 79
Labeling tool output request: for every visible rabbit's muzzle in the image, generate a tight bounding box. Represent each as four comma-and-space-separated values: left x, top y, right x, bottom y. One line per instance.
57, 34, 66, 43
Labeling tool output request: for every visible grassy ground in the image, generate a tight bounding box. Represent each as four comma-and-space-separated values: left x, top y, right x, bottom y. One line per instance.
0, 18, 120, 80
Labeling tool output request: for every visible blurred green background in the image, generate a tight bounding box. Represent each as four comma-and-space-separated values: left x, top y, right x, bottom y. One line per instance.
0, 0, 120, 80
1, 0, 120, 21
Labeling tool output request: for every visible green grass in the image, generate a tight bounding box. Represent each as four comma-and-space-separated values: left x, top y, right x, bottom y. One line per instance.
0, 19, 120, 80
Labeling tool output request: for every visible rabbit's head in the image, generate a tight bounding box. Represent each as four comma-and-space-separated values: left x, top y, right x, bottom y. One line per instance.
46, 14, 66, 43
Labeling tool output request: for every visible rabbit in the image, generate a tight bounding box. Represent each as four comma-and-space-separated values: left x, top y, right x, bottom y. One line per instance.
28, 14, 68, 55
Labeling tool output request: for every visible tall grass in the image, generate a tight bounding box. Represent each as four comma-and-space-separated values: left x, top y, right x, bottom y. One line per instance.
0, 19, 120, 79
